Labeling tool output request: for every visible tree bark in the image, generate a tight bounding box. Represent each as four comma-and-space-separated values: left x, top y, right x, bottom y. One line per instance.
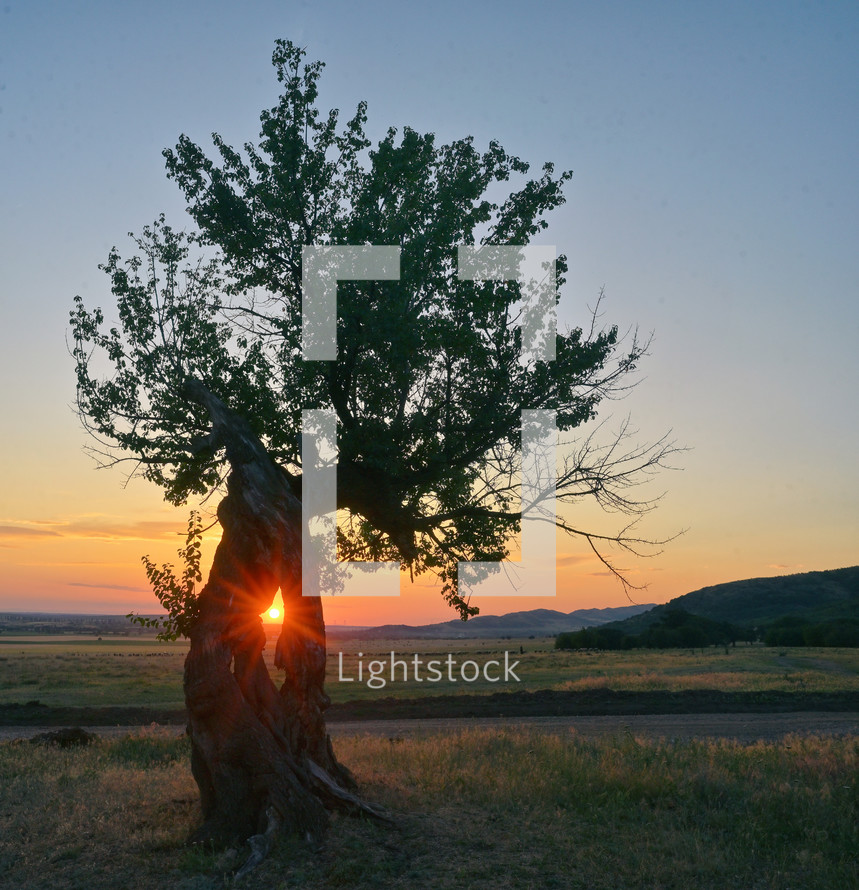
181, 380, 385, 851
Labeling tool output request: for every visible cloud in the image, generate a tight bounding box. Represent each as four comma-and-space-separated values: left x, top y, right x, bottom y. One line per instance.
767, 563, 805, 572
0, 525, 62, 537
67, 582, 150, 592
60, 519, 185, 541
0, 516, 189, 541
556, 553, 594, 567
14, 560, 134, 568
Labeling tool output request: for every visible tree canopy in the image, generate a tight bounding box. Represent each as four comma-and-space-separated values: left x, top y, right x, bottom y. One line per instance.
71, 40, 674, 618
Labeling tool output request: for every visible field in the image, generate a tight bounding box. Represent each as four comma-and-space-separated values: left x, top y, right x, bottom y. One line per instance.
0, 727, 856, 889
1, 638, 857, 888
2, 635, 858, 710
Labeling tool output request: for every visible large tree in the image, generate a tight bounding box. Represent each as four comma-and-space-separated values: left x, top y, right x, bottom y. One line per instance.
71, 41, 675, 866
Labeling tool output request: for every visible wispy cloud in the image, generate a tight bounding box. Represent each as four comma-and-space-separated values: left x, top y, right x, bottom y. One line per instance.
0, 516, 186, 541
60, 519, 185, 541
0, 525, 62, 537
557, 553, 594, 567
67, 582, 150, 592
767, 563, 804, 572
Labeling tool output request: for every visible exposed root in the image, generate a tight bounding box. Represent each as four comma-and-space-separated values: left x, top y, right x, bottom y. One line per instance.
234, 806, 282, 881
231, 762, 395, 880
307, 759, 396, 825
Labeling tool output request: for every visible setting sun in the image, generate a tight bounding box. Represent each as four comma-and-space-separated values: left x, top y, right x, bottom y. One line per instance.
268, 607, 280, 620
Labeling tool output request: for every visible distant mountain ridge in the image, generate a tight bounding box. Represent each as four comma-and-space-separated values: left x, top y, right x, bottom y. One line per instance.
9, 567, 853, 642
0, 604, 654, 639
327, 603, 656, 640
603, 566, 859, 634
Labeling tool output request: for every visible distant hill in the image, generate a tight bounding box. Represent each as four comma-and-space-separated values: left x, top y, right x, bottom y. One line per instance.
0, 605, 655, 640
327, 603, 656, 640
603, 566, 859, 635
0, 612, 159, 636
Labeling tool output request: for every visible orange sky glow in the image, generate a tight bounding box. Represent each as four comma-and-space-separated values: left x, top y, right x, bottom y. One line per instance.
0, 454, 853, 626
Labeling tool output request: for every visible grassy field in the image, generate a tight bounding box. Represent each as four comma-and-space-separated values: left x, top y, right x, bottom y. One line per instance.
1, 636, 857, 709
0, 726, 856, 889
1, 638, 857, 887
0, 638, 188, 709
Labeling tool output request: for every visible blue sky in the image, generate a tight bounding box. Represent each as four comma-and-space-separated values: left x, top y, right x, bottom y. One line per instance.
1, 1, 856, 621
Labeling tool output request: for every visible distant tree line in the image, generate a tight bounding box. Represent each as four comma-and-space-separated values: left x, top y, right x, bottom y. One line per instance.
555, 607, 859, 650
555, 608, 750, 651
762, 616, 859, 648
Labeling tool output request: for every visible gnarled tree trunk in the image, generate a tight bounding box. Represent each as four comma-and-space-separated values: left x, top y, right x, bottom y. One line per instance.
181, 380, 386, 856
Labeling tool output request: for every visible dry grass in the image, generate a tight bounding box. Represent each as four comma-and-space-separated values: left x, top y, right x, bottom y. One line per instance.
534, 647, 859, 696
550, 667, 858, 693
0, 728, 198, 889
1, 727, 856, 889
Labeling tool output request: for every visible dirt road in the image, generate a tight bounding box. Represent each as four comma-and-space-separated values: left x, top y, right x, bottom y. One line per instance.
328, 711, 859, 742
2, 711, 857, 744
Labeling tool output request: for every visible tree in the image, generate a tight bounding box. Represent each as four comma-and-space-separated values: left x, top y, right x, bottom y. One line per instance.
70, 40, 677, 865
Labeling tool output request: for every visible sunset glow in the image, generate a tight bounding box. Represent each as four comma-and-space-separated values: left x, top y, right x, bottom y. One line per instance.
0, 6, 856, 625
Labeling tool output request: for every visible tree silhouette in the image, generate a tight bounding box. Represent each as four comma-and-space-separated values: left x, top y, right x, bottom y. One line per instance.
71, 40, 677, 868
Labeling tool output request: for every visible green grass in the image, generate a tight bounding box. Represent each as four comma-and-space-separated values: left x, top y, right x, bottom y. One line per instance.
1, 638, 857, 709
0, 639, 188, 708
0, 727, 856, 889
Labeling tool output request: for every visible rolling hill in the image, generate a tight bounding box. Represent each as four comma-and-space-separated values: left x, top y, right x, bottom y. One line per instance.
327, 603, 656, 640
602, 566, 859, 635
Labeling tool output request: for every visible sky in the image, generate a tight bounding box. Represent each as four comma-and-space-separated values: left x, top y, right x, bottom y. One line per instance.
0, 0, 856, 626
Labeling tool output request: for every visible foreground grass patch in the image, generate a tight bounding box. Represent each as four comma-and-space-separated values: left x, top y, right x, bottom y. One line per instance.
1, 727, 856, 889
0, 729, 198, 889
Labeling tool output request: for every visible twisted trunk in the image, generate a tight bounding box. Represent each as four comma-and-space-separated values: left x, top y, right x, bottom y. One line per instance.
182, 380, 386, 851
